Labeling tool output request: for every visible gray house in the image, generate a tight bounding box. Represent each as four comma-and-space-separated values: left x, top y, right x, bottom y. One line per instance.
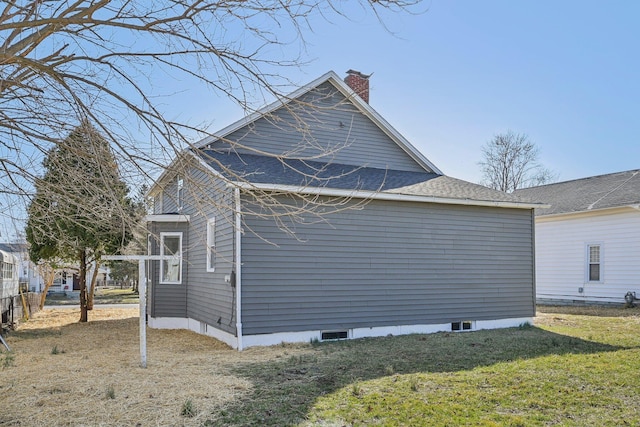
515, 170, 640, 304
147, 70, 541, 349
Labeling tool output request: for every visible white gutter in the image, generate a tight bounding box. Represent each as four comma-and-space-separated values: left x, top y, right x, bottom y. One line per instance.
230, 182, 547, 210
234, 187, 244, 351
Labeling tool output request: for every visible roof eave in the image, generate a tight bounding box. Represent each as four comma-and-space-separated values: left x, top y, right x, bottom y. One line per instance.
230, 181, 546, 210
536, 204, 640, 220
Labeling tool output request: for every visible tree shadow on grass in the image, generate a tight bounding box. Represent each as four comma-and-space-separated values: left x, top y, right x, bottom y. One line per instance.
204, 326, 628, 426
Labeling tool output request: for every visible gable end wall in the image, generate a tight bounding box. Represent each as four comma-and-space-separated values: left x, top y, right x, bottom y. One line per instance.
212, 82, 426, 173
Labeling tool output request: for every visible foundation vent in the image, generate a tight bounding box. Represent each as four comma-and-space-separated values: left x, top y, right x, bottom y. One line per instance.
321, 330, 349, 340
451, 321, 474, 331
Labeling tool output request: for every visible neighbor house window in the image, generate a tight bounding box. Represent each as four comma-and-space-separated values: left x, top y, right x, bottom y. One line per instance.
160, 232, 182, 284
206, 217, 216, 272
587, 244, 602, 282
177, 176, 184, 211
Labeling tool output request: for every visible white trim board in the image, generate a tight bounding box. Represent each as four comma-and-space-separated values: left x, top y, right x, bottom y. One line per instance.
145, 214, 190, 223
148, 316, 533, 350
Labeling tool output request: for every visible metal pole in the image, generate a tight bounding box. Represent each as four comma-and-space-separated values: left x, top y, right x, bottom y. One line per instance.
138, 258, 147, 368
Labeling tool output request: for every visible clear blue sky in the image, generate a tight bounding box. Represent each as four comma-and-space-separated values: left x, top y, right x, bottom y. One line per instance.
185, 0, 640, 184
2, 1, 639, 240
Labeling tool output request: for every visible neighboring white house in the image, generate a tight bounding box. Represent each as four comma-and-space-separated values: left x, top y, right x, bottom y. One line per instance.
0, 243, 111, 294
0, 243, 41, 292
516, 170, 640, 304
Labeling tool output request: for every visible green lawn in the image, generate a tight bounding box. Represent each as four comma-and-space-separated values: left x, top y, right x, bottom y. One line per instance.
207, 306, 640, 426
44, 287, 139, 305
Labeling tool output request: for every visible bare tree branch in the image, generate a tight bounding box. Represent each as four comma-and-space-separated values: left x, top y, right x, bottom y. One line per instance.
478, 130, 556, 193
1, 0, 420, 242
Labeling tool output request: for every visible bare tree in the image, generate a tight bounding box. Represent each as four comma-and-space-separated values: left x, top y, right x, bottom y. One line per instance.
479, 131, 555, 193
1, 0, 420, 242
36, 261, 57, 310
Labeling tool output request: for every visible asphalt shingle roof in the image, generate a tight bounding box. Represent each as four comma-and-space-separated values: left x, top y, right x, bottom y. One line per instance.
515, 169, 640, 216
196, 149, 528, 205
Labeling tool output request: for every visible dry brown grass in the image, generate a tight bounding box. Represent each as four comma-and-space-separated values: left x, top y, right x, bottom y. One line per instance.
0, 307, 310, 426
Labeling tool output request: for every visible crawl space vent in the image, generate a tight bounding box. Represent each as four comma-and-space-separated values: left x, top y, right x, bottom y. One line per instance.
451, 321, 473, 331
321, 330, 348, 340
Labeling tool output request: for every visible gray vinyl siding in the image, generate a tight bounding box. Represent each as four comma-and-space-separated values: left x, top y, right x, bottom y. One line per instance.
149, 160, 237, 334
160, 176, 180, 213
209, 82, 426, 173
148, 221, 189, 318
181, 166, 237, 335
240, 197, 534, 335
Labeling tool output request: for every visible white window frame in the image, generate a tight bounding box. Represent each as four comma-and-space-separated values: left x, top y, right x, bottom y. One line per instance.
586, 243, 603, 283
160, 232, 183, 284
206, 217, 216, 272
177, 176, 184, 212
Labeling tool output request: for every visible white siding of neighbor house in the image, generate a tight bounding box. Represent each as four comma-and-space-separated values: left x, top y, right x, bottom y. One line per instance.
535, 207, 640, 304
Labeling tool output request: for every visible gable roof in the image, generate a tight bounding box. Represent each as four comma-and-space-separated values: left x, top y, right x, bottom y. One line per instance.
195, 149, 540, 209
515, 169, 640, 216
194, 71, 442, 175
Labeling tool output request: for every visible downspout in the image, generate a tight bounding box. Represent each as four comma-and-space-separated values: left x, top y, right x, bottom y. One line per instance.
530, 209, 537, 314
234, 187, 243, 351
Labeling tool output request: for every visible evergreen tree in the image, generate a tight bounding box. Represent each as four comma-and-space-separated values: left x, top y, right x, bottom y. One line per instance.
26, 121, 139, 322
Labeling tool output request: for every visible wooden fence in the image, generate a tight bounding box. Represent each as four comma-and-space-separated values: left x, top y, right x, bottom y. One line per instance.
1, 292, 41, 330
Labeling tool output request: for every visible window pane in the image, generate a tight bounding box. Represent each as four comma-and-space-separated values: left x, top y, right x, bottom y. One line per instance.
164, 236, 180, 256
589, 246, 600, 263
207, 218, 215, 271
208, 250, 215, 268
589, 264, 600, 282
163, 257, 180, 282
161, 234, 181, 283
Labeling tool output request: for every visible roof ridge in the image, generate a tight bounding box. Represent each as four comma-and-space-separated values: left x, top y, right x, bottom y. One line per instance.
519, 168, 640, 191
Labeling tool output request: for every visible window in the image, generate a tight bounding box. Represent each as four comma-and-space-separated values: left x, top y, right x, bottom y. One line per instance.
177, 176, 184, 211
160, 232, 182, 284
1, 261, 12, 279
206, 217, 216, 272
587, 244, 602, 282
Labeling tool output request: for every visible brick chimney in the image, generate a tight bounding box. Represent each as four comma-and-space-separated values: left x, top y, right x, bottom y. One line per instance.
344, 69, 371, 103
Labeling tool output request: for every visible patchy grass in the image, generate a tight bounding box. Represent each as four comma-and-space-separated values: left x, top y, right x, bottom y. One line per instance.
0, 307, 250, 426
210, 306, 640, 426
45, 287, 139, 306
1, 305, 639, 426
93, 287, 140, 304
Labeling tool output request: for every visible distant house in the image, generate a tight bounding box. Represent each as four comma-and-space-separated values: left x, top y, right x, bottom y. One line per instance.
0, 247, 19, 322
0, 243, 40, 292
146, 70, 542, 349
515, 170, 640, 304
